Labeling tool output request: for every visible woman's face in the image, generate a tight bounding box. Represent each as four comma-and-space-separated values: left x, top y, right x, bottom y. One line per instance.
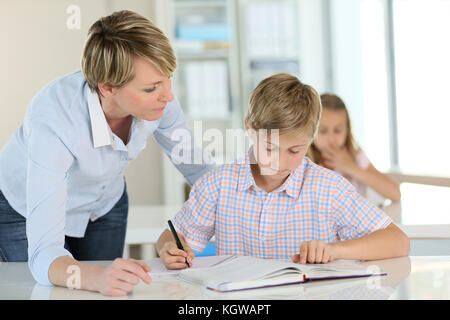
109, 56, 174, 121
314, 108, 348, 152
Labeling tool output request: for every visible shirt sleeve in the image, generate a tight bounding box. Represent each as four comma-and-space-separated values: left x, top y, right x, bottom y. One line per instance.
355, 149, 371, 170
171, 169, 219, 251
332, 176, 392, 241
26, 117, 74, 286
153, 95, 216, 186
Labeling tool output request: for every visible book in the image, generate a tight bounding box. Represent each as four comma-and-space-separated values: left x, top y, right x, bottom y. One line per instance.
201, 277, 381, 300
178, 255, 387, 293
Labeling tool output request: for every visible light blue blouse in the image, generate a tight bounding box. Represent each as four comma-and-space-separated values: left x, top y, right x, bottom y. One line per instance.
0, 71, 215, 286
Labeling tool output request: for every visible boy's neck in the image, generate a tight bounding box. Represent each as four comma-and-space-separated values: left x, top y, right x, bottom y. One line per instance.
250, 164, 290, 193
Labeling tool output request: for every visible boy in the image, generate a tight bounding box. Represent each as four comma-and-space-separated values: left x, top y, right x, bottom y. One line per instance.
157, 74, 410, 268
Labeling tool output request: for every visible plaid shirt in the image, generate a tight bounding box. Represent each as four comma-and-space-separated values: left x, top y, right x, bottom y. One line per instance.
172, 149, 392, 259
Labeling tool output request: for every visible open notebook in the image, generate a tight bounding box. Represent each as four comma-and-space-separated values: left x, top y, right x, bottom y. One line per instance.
178, 255, 386, 293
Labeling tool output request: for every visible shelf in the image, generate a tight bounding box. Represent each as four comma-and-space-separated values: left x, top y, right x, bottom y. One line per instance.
185, 116, 233, 123
177, 51, 230, 61
175, 0, 227, 9
175, 39, 230, 51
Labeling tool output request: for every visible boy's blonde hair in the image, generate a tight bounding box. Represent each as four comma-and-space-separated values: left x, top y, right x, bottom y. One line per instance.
81, 10, 176, 95
306, 93, 359, 163
245, 73, 322, 139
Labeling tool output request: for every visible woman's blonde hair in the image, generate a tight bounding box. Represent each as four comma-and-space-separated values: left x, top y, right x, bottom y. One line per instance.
245, 73, 322, 139
306, 93, 358, 163
81, 10, 176, 95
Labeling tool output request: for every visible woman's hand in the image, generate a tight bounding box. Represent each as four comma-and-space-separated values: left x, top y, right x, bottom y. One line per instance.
96, 258, 152, 296
159, 241, 195, 270
292, 240, 339, 264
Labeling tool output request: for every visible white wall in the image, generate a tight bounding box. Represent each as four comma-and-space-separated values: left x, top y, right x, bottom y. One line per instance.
0, 0, 166, 205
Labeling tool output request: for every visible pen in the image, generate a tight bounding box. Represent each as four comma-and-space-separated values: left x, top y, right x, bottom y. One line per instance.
167, 219, 190, 268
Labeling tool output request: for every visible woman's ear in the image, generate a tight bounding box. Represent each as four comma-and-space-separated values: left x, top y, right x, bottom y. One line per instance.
97, 82, 116, 98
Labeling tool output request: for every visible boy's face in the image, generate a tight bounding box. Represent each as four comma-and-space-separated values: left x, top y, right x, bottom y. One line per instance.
249, 128, 311, 178
314, 108, 348, 152
104, 56, 174, 121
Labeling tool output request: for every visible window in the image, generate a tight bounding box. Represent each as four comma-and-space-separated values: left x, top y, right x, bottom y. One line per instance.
360, 0, 391, 172
392, 0, 450, 176
332, 0, 450, 177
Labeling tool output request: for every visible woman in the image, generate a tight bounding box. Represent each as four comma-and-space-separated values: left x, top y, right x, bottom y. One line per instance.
0, 10, 214, 296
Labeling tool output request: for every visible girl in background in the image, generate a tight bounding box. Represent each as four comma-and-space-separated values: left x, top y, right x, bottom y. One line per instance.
307, 93, 401, 202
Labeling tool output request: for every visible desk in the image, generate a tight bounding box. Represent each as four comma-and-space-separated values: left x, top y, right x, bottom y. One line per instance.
1, 256, 450, 299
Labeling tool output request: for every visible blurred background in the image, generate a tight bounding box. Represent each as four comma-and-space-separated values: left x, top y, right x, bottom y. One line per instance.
1, 0, 450, 257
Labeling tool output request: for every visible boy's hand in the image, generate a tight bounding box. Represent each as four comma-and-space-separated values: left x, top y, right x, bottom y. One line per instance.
292, 240, 339, 264
159, 241, 195, 270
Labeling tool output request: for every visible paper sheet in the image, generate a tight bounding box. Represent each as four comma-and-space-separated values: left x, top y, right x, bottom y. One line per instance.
146, 255, 235, 278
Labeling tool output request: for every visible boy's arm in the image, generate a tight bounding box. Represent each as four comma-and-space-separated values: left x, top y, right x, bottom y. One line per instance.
157, 167, 219, 269
294, 177, 409, 264
293, 223, 410, 264
332, 222, 409, 260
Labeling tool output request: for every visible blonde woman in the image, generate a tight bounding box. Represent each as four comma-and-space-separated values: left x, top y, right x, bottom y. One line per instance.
0, 11, 214, 296
307, 93, 401, 202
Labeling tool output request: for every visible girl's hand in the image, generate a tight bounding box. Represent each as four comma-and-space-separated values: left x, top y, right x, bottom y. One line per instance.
322, 145, 358, 176
159, 241, 195, 270
292, 240, 339, 264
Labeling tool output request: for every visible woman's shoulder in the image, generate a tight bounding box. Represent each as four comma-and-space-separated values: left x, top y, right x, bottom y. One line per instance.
23, 71, 87, 147
27, 71, 86, 120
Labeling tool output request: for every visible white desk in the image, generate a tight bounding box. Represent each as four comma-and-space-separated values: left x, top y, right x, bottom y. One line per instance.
1, 256, 450, 299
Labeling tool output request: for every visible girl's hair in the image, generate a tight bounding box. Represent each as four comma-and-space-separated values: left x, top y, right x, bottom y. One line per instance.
306, 93, 359, 164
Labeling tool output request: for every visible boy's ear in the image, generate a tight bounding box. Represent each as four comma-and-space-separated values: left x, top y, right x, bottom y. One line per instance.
244, 121, 256, 142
